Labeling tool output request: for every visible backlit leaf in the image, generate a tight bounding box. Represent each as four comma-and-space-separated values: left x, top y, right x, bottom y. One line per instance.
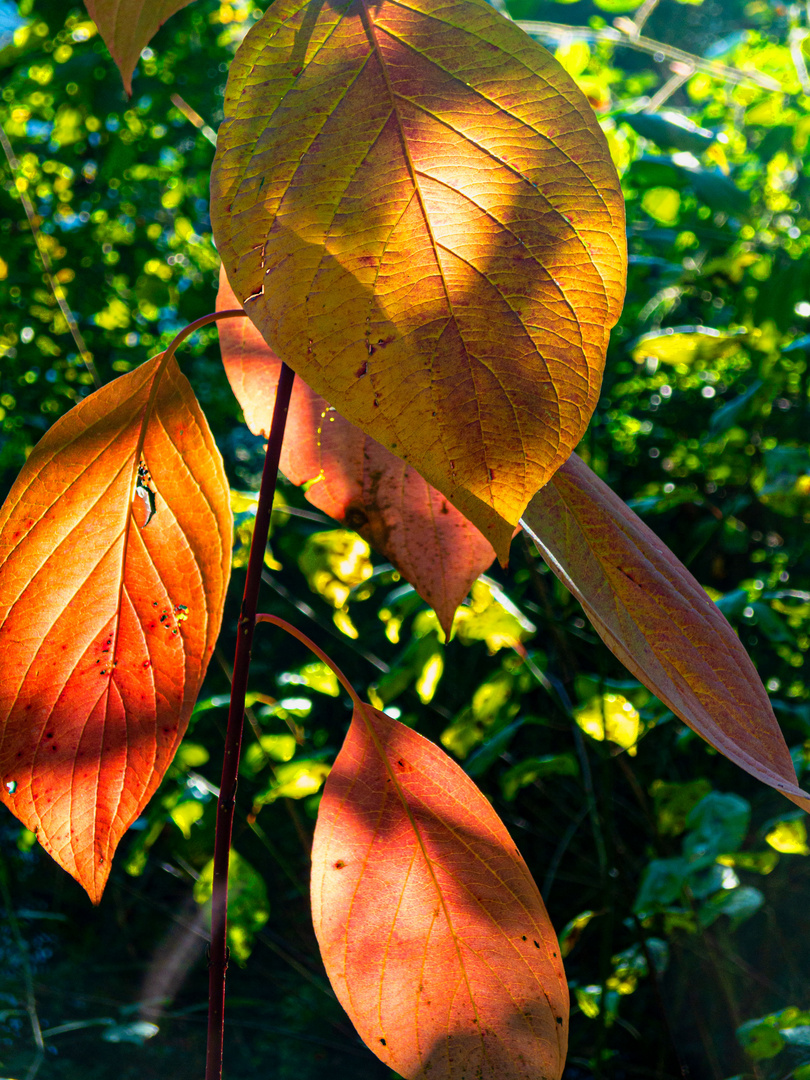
84, 0, 195, 94
311, 704, 568, 1080
217, 271, 497, 636
0, 354, 232, 902
521, 453, 810, 814
211, 0, 626, 560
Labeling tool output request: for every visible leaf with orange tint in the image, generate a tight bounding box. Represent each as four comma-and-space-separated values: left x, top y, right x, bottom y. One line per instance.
0, 354, 232, 903
217, 269, 497, 636
311, 704, 568, 1080
84, 0, 194, 94
522, 453, 810, 814
211, 0, 626, 561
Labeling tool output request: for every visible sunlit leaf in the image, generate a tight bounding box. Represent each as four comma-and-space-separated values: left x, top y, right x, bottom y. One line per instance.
84, 0, 195, 94
312, 705, 568, 1080
631, 324, 746, 366
217, 271, 497, 635
211, 0, 626, 559
256, 759, 332, 804
522, 453, 810, 814
0, 354, 232, 902
574, 693, 640, 755
765, 817, 810, 855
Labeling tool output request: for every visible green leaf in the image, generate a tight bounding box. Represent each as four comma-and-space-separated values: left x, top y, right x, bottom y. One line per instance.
650, 778, 713, 837
500, 753, 579, 800
194, 850, 270, 963
683, 792, 750, 867
634, 857, 691, 912
737, 1019, 786, 1061
699, 885, 764, 929
620, 111, 715, 154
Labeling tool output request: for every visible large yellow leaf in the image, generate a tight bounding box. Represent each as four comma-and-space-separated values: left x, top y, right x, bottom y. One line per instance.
0, 355, 232, 902
522, 454, 810, 814
312, 704, 568, 1079
211, 0, 626, 561
84, 0, 194, 94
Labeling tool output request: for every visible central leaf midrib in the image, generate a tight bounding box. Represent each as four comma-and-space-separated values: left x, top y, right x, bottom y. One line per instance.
357, 0, 493, 489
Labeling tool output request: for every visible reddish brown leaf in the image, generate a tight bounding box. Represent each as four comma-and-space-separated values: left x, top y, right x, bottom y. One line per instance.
217, 269, 497, 636
0, 355, 232, 902
211, 0, 626, 560
84, 0, 195, 94
311, 704, 568, 1080
522, 453, 810, 813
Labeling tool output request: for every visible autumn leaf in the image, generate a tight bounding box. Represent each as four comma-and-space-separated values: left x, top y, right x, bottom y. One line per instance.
211, 0, 626, 561
311, 704, 568, 1080
522, 453, 810, 814
217, 269, 497, 636
0, 354, 232, 903
84, 0, 195, 94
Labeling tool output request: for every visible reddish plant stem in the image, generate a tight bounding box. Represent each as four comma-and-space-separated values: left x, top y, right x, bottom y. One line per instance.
205, 361, 296, 1080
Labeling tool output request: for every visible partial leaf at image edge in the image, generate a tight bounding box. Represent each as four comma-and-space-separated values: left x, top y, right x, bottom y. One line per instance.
211, 0, 626, 560
521, 453, 810, 814
84, 0, 196, 94
311, 704, 568, 1080
0, 354, 232, 902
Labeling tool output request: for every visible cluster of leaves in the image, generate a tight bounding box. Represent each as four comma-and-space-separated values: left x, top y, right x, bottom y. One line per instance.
1, 0, 810, 1078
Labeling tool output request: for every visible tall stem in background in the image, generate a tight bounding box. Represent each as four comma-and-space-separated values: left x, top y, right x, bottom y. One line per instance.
205, 362, 296, 1080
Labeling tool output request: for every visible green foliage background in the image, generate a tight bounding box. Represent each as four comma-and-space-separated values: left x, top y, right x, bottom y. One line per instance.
1, 0, 809, 1077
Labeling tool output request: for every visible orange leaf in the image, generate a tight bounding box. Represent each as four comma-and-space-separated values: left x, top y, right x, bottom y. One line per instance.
0, 354, 232, 902
211, 0, 626, 561
311, 704, 568, 1080
522, 453, 810, 813
84, 0, 194, 94
217, 269, 497, 636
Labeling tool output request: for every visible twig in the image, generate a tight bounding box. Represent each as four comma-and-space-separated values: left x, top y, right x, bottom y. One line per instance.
643, 65, 694, 112
206, 362, 296, 1080
516, 20, 782, 91
632, 0, 662, 36
170, 93, 218, 146
0, 125, 102, 389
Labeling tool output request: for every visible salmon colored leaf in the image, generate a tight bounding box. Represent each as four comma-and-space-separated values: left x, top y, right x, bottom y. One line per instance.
521, 453, 810, 814
0, 354, 232, 903
84, 0, 195, 94
217, 269, 497, 636
211, 0, 626, 562
311, 704, 568, 1080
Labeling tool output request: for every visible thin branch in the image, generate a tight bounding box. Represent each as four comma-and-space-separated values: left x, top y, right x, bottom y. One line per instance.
516, 20, 782, 91
0, 125, 102, 389
205, 362, 296, 1080
643, 66, 694, 112
632, 0, 662, 36
170, 93, 218, 146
